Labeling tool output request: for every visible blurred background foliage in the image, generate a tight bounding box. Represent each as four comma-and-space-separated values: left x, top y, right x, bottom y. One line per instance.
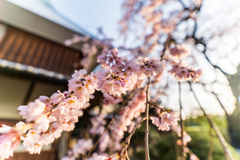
126, 115, 240, 160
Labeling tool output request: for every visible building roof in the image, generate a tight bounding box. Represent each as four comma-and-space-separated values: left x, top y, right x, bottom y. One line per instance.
0, 25, 81, 79
6, 0, 92, 37
0, 0, 94, 51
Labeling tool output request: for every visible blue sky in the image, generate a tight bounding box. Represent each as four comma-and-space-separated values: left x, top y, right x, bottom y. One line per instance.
49, 0, 124, 42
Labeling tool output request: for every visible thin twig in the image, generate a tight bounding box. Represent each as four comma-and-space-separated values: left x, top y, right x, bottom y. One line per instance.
188, 82, 235, 160
160, 34, 172, 59
126, 151, 130, 160
178, 0, 187, 9
145, 77, 151, 160
212, 92, 229, 116
178, 82, 184, 160
119, 117, 147, 159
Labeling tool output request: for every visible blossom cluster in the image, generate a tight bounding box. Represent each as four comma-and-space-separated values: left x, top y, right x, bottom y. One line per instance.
68, 69, 97, 102
61, 139, 93, 160
0, 68, 98, 159
135, 57, 164, 79
169, 44, 190, 59
96, 48, 165, 95
60, 114, 106, 160
110, 92, 147, 151
0, 122, 29, 159
103, 93, 122, 105
150, 110, 179, 131
169, 61, 202, 82
18, 69, 97, 154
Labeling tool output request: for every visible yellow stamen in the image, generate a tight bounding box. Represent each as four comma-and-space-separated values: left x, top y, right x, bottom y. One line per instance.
87, 79, 91, 83
35, 143, 41, 147
68, 100, 75, 104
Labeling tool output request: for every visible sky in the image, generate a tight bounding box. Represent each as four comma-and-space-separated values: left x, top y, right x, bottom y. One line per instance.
49, 0, 124, 44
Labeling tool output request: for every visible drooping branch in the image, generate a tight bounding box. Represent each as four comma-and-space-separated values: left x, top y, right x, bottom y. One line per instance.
119, 117, 147, 159
201, 42, 230, 75
178, 82, 184, 160
195, 81, 229, 116
145, 77, 151, 160
188, 82, 235, 160
212, 92, 229, 116
188, 20, 230, 76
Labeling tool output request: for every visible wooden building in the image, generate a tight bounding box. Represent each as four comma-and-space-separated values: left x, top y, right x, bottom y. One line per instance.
0, 0, 97, 159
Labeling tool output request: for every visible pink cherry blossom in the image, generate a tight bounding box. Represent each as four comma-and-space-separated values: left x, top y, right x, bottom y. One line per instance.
96, 69, 137, 96
0, 122, 26, 159
61, 139, 93, 160
32, 115, 49, 132
103, 93, 122, 105
169, 61, 202, 82
190, 153, 199, 160
90, 114, 107, 135
169, 44, 190, 59
22, 130, 42, 154
18, 99, 46, 122
150, 111, 179, 131
87, 153, 109, 160
136, 57, 163, 79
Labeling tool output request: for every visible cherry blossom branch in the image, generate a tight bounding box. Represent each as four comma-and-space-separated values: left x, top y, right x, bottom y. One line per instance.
84, 87, 144, 159
145, 77, 151, 160
188, 82, 235, 160
178, 82, 184, 160
119, 117, 147, 159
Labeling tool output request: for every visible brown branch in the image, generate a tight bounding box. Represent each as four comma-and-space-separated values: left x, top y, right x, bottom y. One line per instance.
178, 0, 187, 9
188, 20, 230, 76
212, 92, 229, 116
178, 82, 184, 160
193, 81, 229, 116
145, 77, 151, 160
119, 117, 147, 159
189, 82, 235, 160
160, 34, 172, 59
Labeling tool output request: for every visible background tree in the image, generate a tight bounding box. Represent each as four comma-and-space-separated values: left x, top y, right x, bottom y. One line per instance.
1, 0, 240, 160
